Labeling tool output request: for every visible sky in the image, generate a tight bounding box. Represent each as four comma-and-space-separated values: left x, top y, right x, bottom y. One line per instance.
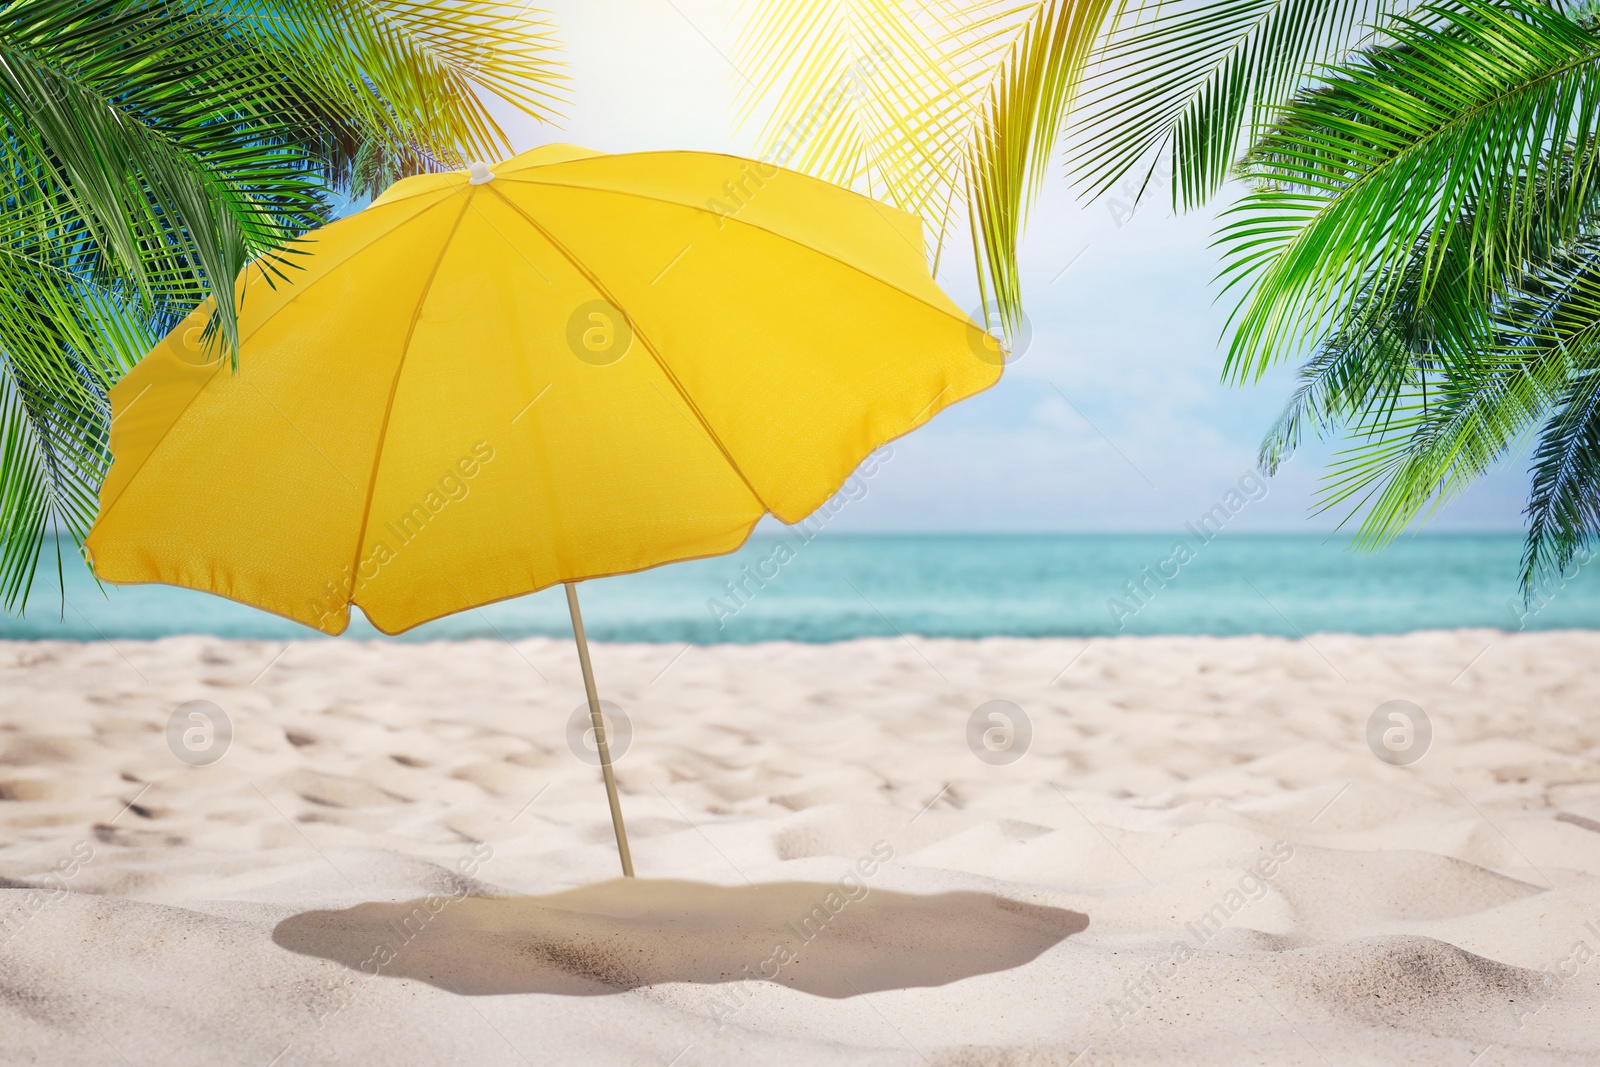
487, 0, 1534, 537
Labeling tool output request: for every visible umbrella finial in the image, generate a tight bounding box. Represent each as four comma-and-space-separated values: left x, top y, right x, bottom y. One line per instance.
468, 161, 496, 185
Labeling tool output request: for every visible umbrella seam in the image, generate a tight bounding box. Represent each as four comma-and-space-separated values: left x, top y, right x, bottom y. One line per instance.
93, 326, 1000, 637
481, 183, 775, 517
92, 189, 466, 524
494, 176, 973, 336
361, 355, 998, 633
228, 188, 466, 351
342, 193, 477, 628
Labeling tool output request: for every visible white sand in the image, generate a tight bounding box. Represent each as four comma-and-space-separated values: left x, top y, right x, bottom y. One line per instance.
2, 630, 1599, 1064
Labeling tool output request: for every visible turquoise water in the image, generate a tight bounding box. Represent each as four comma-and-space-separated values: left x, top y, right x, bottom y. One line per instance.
4, 533, 1596, 643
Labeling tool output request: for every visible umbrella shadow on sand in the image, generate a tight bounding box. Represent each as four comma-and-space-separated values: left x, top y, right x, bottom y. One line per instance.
272, 879, 1088, 997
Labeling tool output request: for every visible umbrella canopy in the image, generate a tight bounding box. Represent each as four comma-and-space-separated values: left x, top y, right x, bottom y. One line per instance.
86, 145, 1000, 635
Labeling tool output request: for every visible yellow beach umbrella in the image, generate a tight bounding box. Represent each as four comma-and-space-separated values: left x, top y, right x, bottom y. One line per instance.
85, 144, 1002, 874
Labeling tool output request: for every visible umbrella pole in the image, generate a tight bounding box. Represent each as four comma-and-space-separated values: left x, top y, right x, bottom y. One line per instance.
564, 582, 635, 877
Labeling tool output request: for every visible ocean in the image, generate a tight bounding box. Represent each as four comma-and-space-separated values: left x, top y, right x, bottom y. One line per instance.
3, 533, 1595, 644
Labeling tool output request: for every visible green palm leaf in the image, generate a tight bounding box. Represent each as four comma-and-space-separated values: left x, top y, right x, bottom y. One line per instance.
228, 0, 565, 196
2, 0, 327, 355
1220, 0, 1600, 382
1522, 370, 1600, 594
1226, 0, 1600, 592
1513, 248, 1600, 591
1070, 0, 1390, 210
966, 0, 1114, 330
1260, 221, 1596, 562
0, 202, 153, 612
1257, 211, 1600, 591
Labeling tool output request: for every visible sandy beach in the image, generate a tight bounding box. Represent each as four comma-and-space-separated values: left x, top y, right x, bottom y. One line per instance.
3, 629, 1599, 1065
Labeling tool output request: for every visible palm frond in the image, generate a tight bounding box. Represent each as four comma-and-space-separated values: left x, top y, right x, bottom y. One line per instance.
1, 0, 327, 355
1516, 250, 1600, 592
733, 1, 986, 258
966, 0, 1114, 330
1313, 347, 1565, 550
1219, 0, 1600, 383
733, 0, 1116, 328
0, 214, 152, 612
1070, 0, 1390, 211
225, 0, 566, 196
1262, 225, 1600, 584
